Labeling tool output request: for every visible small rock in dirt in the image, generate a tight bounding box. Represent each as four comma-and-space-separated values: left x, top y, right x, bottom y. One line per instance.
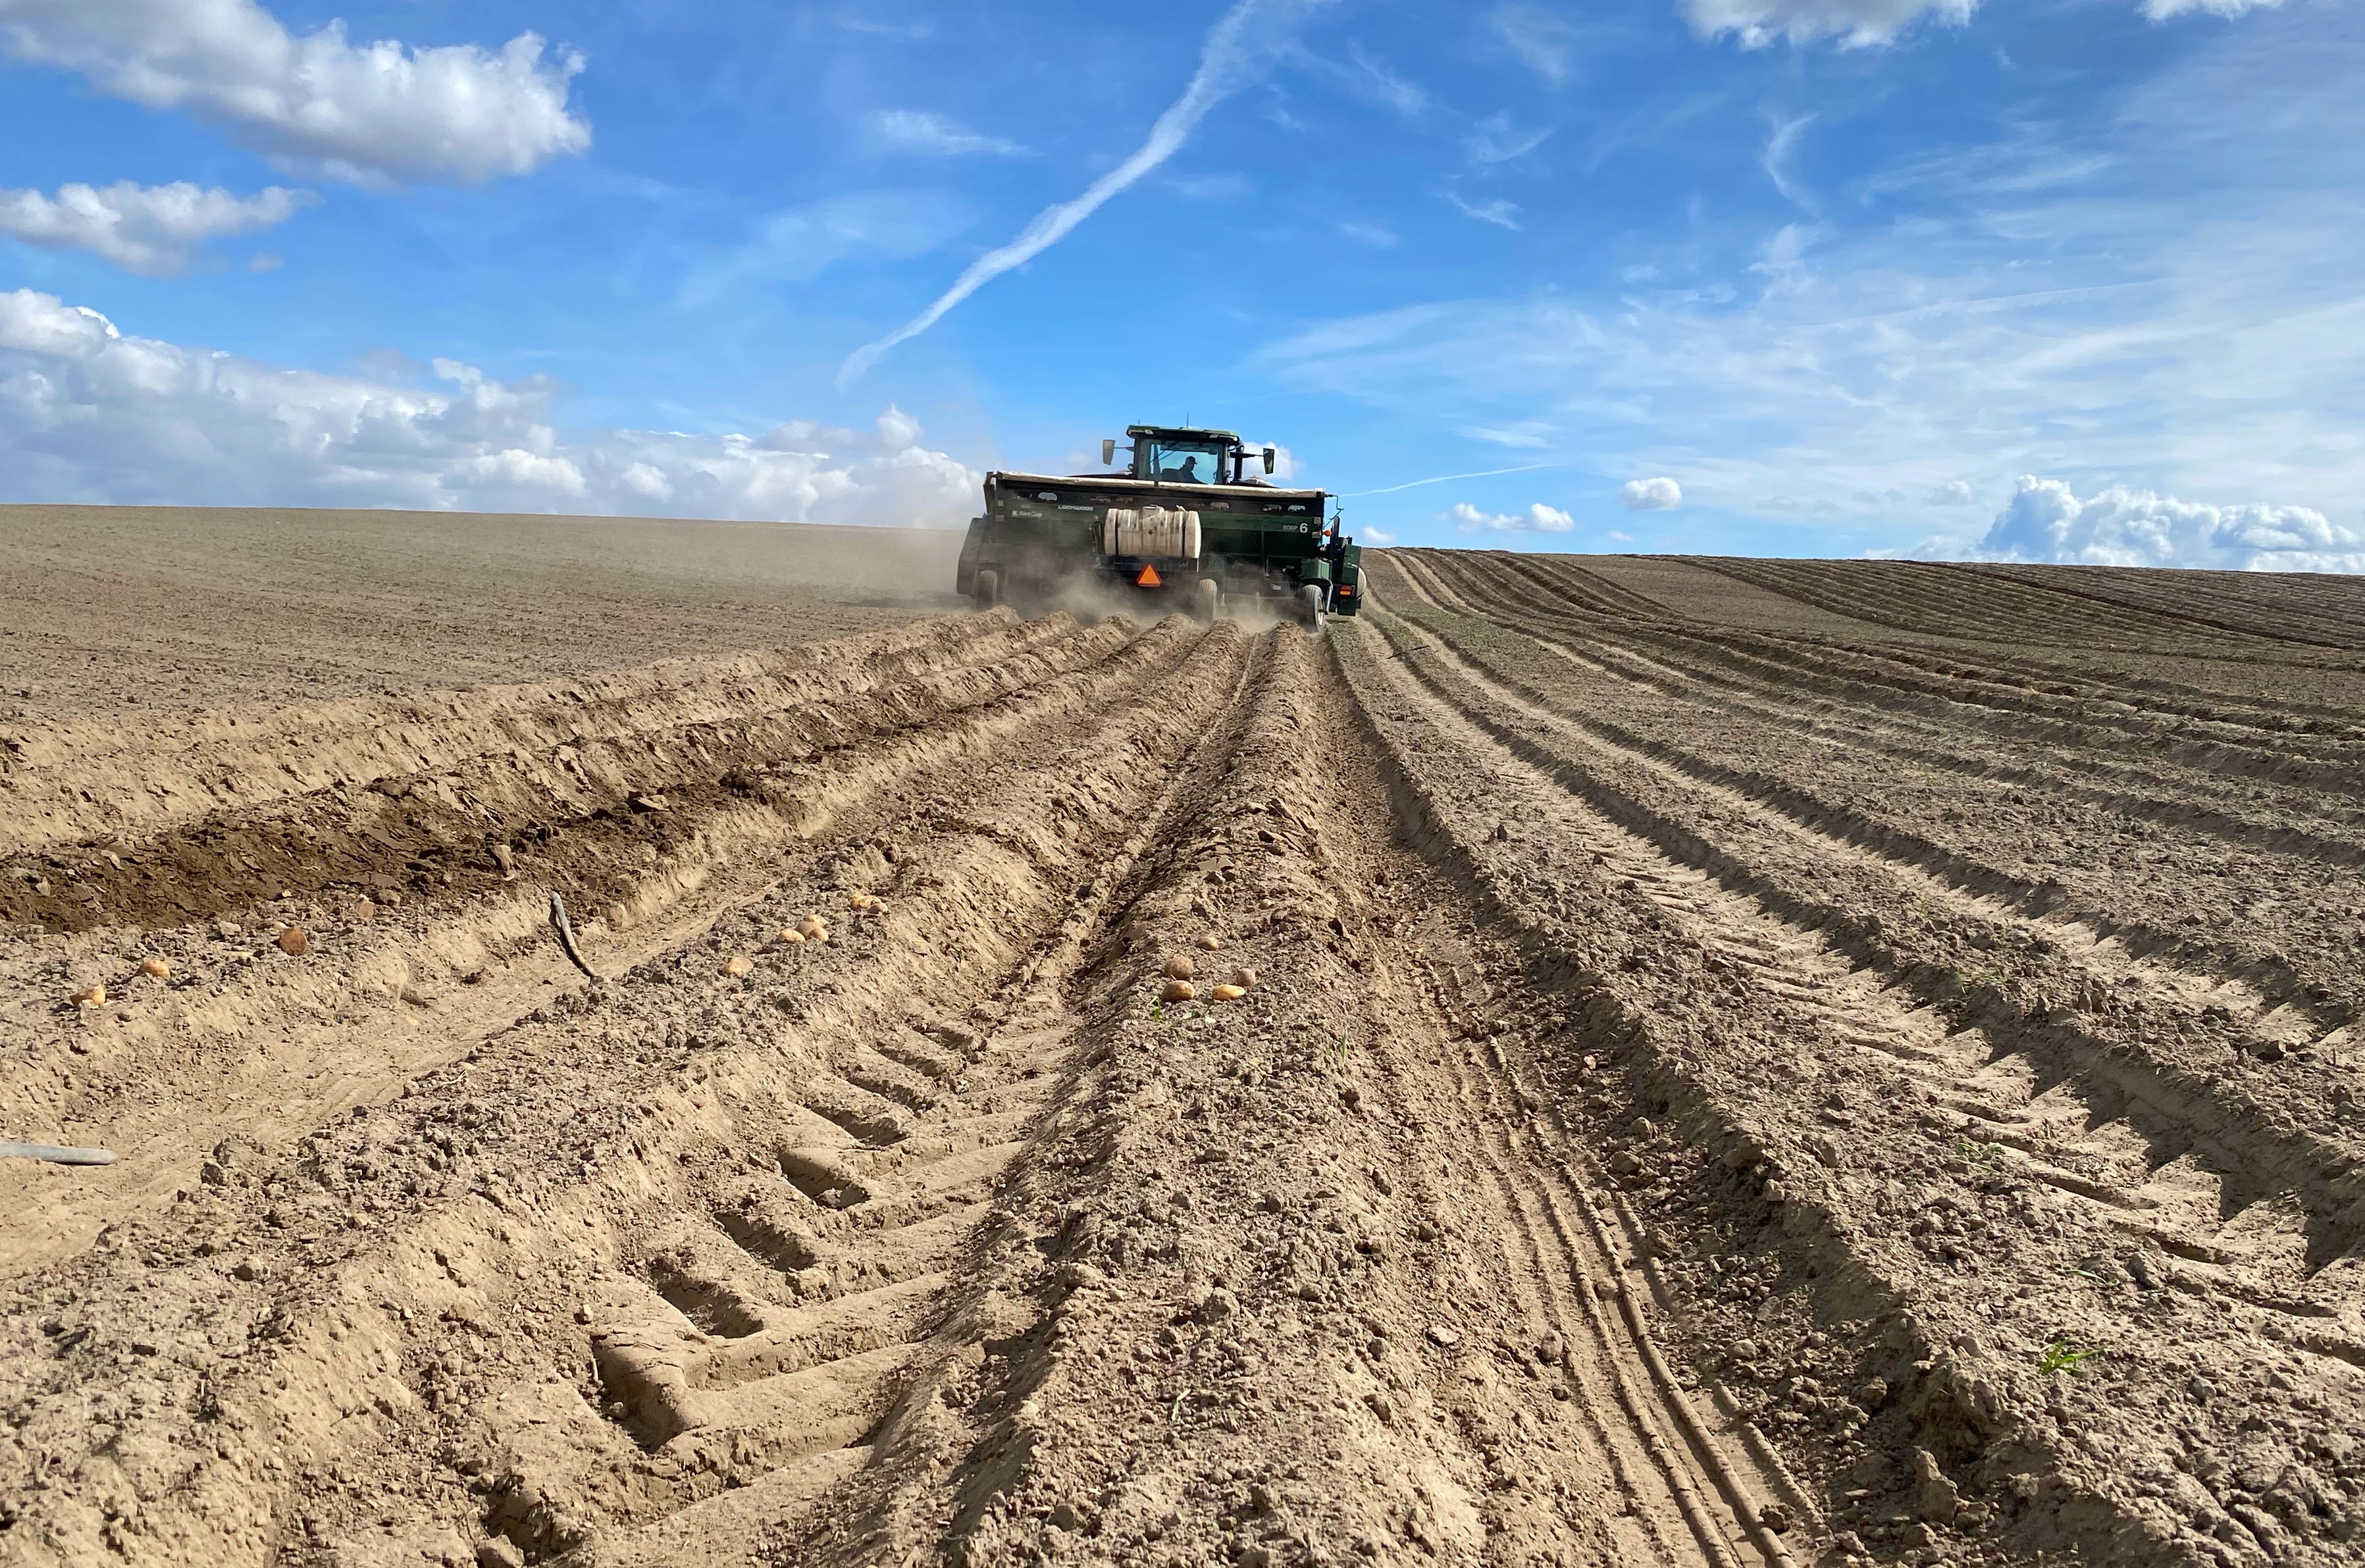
1212, 984, 1247, 1002
1232, 967, 1258, 989
276, 926, 308, 956
1198, 1288, 1239, 1322
1759, 1502, 1793, 1533
139, 956, 170, 978
1197, 933, 1222, 951
1913, 1449, 1960, 1524
490, 843, 515, 877
476, 1542, 525, 1568
1165, 954, 1197, 981
1607, 1150, 1643, 1178
215, 918, 242, 940
628, 793, 669, 813
2187, 1376, 2215, 1404
72, 982, 107, 1007
1854, 1377, 1889, 1410
725, 955, 753, 978
1425, 1323, 1461, 1349
1162, 980, 1196, 1003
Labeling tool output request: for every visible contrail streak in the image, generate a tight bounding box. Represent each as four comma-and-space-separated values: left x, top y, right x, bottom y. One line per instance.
839, 0, 1304, 387
1339, 461, 1567, 496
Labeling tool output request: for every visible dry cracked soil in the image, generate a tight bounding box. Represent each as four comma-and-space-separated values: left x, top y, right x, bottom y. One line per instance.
5, 516, 2364, 1568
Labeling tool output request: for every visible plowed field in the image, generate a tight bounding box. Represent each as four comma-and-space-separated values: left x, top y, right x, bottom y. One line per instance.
5, 539, 2362, 1568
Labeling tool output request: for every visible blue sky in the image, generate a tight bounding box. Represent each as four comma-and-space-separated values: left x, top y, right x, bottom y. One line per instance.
2, 0, 2359, 568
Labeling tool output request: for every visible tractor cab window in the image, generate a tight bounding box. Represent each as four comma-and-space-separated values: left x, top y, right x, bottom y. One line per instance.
1142, 438, 1227, 486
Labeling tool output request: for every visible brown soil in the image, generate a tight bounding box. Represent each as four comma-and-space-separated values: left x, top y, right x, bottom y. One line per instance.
3, 537, 2360, 1568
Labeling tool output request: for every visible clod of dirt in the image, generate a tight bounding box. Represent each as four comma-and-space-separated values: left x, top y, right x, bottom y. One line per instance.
276, 926, 308, 956
72, 982, 105, 1007
1162, 980, 1196, 1003
1231, 966, 1258, 989
1210, 983, 1246, 1002
1195, 933, 1222, 951
490, 843, 515, 877
1164, 954, 1197, 981
798, 914, 829, 941
849, 892, 877, 911
724, 955, 753, 978
138, 956, 170, 978
628, 793, 669, 813
776, 928, 806, 945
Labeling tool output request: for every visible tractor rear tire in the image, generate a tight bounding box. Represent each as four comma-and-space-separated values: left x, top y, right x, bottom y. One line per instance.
1300, 583, 1325, 633
974, 569, 1001, 610
1193, 577, 1220, 624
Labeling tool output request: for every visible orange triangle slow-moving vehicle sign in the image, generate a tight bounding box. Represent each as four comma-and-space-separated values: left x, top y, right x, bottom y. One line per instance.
1136, 563, 1162, 588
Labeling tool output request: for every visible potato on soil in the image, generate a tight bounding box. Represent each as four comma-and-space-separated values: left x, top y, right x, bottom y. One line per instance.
1162, 980, 1196, 1003
798, 914, 829, 941
1232, 966, 1257, 989
1211, 983, 1246, 1001
725, 955, 753, 977
276, 926, 308, 956
139, 956, 170, 978
1195, 933, 1222, 951
72, 982, 107, 1007
776, 928, 806, 944
1163, 954, 1197, 981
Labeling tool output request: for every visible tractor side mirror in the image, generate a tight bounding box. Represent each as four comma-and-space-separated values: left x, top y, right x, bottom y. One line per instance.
1102, 438, 1117, 467
1262, 446, 1276, 475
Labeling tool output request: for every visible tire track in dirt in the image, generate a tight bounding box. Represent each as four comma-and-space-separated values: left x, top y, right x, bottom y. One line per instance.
0, 614, 1195, 1276
0, 614, 1254, 1566
1336, 606, 2365, 1567
1409, 552, 2365, 1027
1363, 596, 2365, 1256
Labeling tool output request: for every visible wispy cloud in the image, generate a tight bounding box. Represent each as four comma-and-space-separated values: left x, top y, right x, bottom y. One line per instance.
839, 0, 1325, 386
1444, 192, 1522, 229
1341, 461, 1566, 497
685, 191, 972, 305
1685, 0, 1978, 51
1313, 41, 1427, 118
866, 109, 1022, 157
1338, 219, 1399, 248
1467, 112, 1553, 167
1761, 112, 1817, 213
1492, 5, 1582, 84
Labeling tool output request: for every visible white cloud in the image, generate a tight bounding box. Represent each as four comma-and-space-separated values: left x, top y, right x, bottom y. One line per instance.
1925, 479, 1974, 506
866, 109, 1023, 156
1338, 219, 1398, 248
1619, 477, 1682, 511
0, 289, 979, 525
1684, 0, 1978, 49
0, 180, 315, 275
682, 192, 974, 304
1448, 500, 1573, 533
1467, 113, 1551, 166
839, 0, 1328, 386
1761, 113, 1816, 213
1492, 5, 1581, 83
1445, 192, 1522, 230
2143, 0, 2287, 15
1957, 476, 2364, 572
0, 0, 589, 184
1362, 527, 1397, 544
1254, 13, 2365, 551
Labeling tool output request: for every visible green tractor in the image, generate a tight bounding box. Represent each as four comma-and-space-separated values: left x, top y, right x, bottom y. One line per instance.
954, 425, 1363, 627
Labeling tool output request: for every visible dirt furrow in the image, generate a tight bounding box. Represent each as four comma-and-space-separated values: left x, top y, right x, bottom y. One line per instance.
1385, 556, 2365, 1033
0, 614, 1202, 1276
0, 615, 1253, 1567
1361, 601, 2365, 1249
1336, 611, 2365, 1566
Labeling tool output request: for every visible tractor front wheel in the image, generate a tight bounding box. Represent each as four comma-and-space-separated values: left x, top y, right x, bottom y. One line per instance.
974, 569, 1001, 610
1193, 577, 1221, 623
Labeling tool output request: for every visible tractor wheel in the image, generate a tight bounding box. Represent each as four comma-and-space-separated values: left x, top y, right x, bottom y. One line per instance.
974, 569, 1001, 610
1300, 583, 1325, 633
1193, 577, 1221, 624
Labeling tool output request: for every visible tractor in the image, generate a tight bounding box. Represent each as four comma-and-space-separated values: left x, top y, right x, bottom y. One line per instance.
954, 425, 1362, 627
